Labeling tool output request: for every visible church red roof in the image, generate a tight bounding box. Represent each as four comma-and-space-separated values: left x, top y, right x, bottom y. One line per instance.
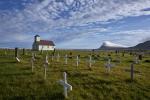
39, 40, 55, 46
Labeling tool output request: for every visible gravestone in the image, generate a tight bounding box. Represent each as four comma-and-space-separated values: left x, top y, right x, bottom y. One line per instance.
58, 72, 72, 98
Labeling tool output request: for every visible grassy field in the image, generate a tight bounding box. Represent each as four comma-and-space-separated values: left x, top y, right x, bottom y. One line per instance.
0, 49, 150, 100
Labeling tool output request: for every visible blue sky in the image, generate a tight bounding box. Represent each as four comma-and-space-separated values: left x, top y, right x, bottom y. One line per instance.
0, 0, 150, 49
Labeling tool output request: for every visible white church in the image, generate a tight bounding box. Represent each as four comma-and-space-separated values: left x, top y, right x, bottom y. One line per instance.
32, 35, 55, 51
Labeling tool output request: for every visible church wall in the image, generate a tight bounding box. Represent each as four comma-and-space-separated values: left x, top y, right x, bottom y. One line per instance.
39, 45, 54, 50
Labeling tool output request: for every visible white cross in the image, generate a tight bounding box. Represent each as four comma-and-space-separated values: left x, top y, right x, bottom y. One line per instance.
45, 55, 49, 64
65, 54, 68, 64
34, 53, 36, 57
105, 59, 113, 72
57, 53, 59, 62
32, 53, 35, 61
134, 56, 139, 64
16, 57, 20, 62
76, 56, 79, 67
58, 72, 72, 98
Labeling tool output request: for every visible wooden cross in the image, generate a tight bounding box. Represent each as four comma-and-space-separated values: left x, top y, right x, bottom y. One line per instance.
130, 63, 134, 81
44, 55, 49, 80
58, 72, 72, 98
15, 48, 18, 58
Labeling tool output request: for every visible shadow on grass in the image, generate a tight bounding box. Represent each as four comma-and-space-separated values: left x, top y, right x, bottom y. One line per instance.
5, 93, 65, 100
0, 61, 16, 64
125, 79, 137, 83
124, 69, 140, 73
0, 72, 33, 77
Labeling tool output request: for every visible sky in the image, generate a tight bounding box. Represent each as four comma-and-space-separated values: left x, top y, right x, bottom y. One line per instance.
0, 0, 150, 49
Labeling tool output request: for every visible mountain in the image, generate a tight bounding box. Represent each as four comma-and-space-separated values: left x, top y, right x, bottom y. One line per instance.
99, 40, 150, 50
99, 41, 127, 50
131, 40, 150, 50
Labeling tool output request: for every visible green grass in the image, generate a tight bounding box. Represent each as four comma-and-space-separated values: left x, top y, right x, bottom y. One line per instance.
0, 49, 150, 100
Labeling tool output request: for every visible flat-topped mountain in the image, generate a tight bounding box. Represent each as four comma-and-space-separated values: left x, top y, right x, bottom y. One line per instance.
100, 41, 127, 50
99, 40, 150, 50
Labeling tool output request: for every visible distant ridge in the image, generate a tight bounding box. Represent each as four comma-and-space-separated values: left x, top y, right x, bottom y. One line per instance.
130, 40, 150, 50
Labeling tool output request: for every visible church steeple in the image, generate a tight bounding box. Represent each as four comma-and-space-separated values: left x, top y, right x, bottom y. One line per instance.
34, 35, 40, 42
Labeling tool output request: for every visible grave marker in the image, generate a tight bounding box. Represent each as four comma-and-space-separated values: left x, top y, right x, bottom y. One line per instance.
16, 57, 21, 62
4, 51, 7, 55
105, 59, 113, 73
31, 57, 34, 72
22, 48, 25, 55
44, 55, 49, 80
138, 54, 143, 60
57, 53, 60, 62
51, 55, 54, 61
76, 56, 79, 67
134, 56, 139, 64
32, 53, 35, 61
88, 55, 94, 69
58, 72, 72, 98
130, 63, 134, 81
65, 54, 68, 64
15, 48, 18, 57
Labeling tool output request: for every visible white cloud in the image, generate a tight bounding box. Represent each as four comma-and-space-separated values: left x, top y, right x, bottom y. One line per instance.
0, 0, 150, 48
